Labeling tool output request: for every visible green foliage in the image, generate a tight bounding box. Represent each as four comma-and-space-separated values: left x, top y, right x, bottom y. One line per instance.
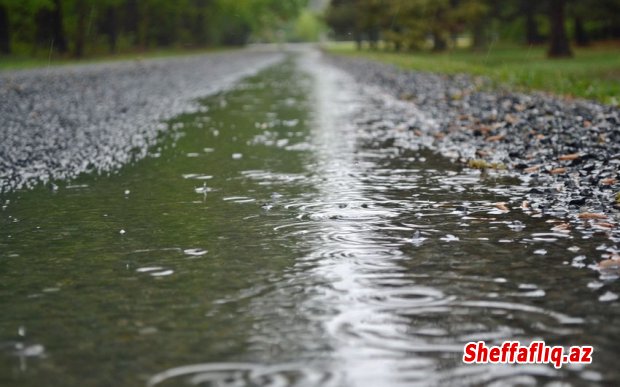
328, 42, 620, 106
292, 9, 325, 42
324, 0, 620, 54
0, 0, 308, 59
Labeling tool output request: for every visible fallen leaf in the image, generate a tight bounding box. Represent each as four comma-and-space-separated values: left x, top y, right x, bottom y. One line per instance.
599, 257, 620, 269
504, 114, 518, 125
600, 178, 616, 185
593, 222, 615, 229
549, 167, 566, 174
551, 223, 571, 232
583, 120, 592, 128
558, 153, 579, 161
521, 200, 529, 209
578, 212, 607, 220
486, 134, 505, 142
495, 202, 509, 212
523, 165, 540, 173
475, 125, 492, 135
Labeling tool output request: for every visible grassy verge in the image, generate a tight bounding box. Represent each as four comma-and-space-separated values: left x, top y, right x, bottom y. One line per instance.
327, 41, 620, 106
0, 46, 234, 72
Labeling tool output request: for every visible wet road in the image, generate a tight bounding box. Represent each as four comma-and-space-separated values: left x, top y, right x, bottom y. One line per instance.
0, 48, 283, 192
1, 49, 619, 386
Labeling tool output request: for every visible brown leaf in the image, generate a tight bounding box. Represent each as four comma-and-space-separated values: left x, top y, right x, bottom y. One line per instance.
578, 212, 607, 220
583, 120, 592, 128
600, 178, 616, 186
549, 167, 566, 175
599, 257, 620, 269
521, 200, 529, 209
558, 153, 579, 161
523, 165, 540, 173
593, 222, 615, 229
476, 125, 492, 135
504, 114, 518, 125
486, 134, 505, 142
551, 223, 571, 232
495, 202, 509, 212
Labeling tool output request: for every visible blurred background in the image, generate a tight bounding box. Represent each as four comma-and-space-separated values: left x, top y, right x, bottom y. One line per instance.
0, 0, 618, 103
0, 0, 618, 58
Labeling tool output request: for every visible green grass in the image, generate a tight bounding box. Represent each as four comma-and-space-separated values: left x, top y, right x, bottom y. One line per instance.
327, 41, 620, 106
0, 46, 234, 72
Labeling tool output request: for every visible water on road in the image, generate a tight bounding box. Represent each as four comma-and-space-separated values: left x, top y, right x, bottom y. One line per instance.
1, 50, 619, 386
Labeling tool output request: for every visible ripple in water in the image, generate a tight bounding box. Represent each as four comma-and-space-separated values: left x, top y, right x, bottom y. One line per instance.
147, 362, 340, 387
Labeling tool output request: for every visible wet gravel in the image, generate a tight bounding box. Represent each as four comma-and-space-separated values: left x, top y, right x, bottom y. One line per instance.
328, 53, 620, 240
0, 49, 284, 192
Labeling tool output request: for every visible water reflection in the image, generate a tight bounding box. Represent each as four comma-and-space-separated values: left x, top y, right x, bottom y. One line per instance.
1, 50, 619, 386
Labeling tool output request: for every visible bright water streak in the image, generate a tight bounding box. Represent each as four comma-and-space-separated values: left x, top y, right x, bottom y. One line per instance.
1, 49, 620, 387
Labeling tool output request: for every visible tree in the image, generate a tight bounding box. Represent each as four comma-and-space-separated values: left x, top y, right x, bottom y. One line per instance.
51, 0, 67, 52
547, 0, 572, 57
521, 0, 544, 45
101, 4, 118, 53
72, 0, 87, 57
452, 0, 490, 51
0, 0, 310, 58
325, 0, 360, 46
0, 2, 9, 54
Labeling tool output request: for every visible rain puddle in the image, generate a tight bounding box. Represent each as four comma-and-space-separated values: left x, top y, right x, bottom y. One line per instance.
1, 50, 619, 386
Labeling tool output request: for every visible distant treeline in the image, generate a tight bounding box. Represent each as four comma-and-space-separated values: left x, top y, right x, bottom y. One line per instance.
325, 0, 620, 57
0, 0, 306, 57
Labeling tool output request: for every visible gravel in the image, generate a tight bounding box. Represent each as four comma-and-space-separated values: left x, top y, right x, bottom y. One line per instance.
0, 48, 284, 192
327, 54, 620, 238
2, 47, 618, 240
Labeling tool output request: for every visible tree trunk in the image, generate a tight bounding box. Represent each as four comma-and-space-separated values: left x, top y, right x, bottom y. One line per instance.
432, 8, 447, 52
521, 0, 543, 44
432, 31, 447, 51
74, 0, 87, 58
51, 0, 68, 53
192, 8, 206, 46
124, 0, 139, 46
104, 6, 118, 53
547, 0, 572, 57
368, 27, 379, 50
354, 31, 361, 50
574, 16, 589, 46
471, 22, 486, 51
138, 2, 149, 49
0, 4, 10, 54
